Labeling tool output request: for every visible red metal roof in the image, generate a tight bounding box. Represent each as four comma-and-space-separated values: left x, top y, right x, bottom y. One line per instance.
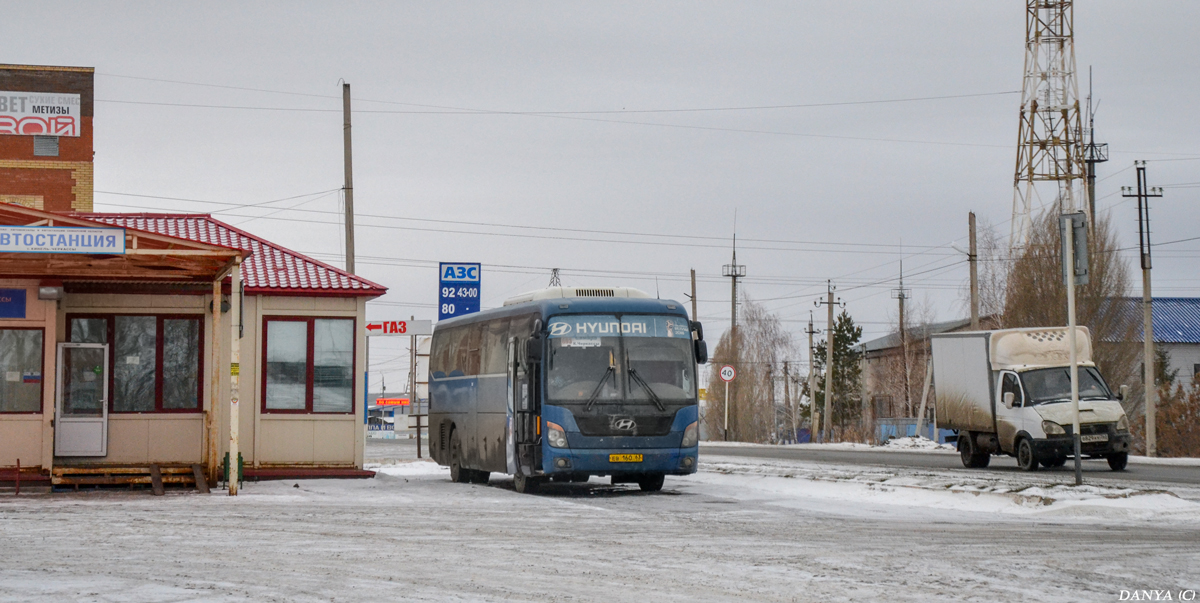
84, 213, 387, 297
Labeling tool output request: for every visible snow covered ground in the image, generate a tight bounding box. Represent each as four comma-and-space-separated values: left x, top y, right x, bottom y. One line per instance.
1, 443, 1198, 602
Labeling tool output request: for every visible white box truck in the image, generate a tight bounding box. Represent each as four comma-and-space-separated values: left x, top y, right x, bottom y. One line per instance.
931, 327, 1132, 471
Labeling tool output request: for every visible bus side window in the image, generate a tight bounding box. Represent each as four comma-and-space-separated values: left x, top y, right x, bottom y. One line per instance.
444, 327, 469, 377
430, 332, 447, 379
481, 318, 510, 375
465, 324, 483, 376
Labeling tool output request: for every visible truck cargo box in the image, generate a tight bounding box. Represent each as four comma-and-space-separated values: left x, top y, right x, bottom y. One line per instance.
931, 332, 994, 433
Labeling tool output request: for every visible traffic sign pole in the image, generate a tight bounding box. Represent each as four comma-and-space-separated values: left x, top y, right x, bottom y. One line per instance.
724, 380, 729, 442
719, 365, 736, 442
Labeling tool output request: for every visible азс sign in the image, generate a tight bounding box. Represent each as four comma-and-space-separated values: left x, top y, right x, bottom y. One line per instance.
0, 226, 125, 254
0, 91, 81, 137
438, 263, 480, 321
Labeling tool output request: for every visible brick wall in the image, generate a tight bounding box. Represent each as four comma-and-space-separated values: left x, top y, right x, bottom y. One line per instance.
0, 65, 94, 212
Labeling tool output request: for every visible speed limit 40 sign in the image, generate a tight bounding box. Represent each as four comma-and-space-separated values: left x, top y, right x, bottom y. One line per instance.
719, 365, 736, 382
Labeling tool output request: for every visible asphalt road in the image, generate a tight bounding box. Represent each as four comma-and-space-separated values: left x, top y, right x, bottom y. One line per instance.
700, 443, 1200, 487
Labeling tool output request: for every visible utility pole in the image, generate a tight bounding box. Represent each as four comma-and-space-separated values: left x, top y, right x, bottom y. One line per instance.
969, 212, 980, 330
342, 82, 356, 274
805, 315, 817, 442
1083, 67, 1109, 231
892, 260, 912, 415
783, 361, 792, 444
815, 282, 841, 443
1122, 162, 1163, 456
767, 364, 776, 442
722, 234, 746, 438
689, 269, 697, 321
409, 315, 420, 458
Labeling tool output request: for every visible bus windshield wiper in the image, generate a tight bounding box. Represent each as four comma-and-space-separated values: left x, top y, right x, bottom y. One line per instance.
584, 365, 615, 411
628, 368, 665, 411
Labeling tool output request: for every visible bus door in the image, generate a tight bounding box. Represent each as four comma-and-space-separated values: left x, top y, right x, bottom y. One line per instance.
511, 337, 540, 475
505, 337, 518, 475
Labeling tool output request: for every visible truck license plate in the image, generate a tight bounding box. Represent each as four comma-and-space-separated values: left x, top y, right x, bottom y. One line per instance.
1080, 434, 1108, 443
609, 454, 643, 463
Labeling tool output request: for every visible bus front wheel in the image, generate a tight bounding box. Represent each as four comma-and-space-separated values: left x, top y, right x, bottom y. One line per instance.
638, 473, 665, 492
513, 471, 540, 494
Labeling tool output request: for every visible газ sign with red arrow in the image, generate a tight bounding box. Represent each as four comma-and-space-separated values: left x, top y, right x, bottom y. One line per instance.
365, 319, 432, 337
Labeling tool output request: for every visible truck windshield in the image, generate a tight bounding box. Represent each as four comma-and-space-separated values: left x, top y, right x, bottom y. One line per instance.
546, 314, 696, 404
1020, 367, 1112, 405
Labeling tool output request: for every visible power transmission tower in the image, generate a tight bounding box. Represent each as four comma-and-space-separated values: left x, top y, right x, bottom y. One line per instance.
1012, 0, 1087, 248
1122, 162, 1163, 456
548, 268, 561, 287
1083, 67, 1108, 230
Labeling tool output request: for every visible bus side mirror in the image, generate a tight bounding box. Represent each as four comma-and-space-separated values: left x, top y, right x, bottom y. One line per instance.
690, 320, 704, 341
525, 335, 543, 365
1003, 392, 1015, 409
694, 340, 708, 364
1119, 385, 1129, 401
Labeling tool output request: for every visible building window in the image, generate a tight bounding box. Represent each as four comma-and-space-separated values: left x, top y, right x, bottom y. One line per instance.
68, 315, 203, 412
0, 329, 43, 413
33, 135, 59, 157
263, 317, 355, 413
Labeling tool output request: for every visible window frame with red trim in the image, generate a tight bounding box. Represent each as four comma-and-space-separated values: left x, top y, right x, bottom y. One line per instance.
65, 313, 205, 414
261, 316, 357, 415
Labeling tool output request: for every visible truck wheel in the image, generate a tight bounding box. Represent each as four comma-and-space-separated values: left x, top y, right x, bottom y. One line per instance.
959, 433, 990, 468
513, 471, 540, 494
958, 433, 976, 468
1107, 452, 1128, 471
1017, 438, 1039, 472
449, 430, 470, 483
469, 470, 490, 484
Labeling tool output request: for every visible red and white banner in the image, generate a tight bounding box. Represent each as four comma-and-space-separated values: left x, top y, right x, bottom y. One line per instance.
0, 91, 81, 137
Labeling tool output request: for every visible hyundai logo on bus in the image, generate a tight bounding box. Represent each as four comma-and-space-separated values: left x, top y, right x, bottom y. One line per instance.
0, 226, 125, 254
438, 262, 481, 321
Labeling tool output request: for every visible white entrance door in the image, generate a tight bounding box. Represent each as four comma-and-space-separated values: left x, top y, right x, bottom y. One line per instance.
55, 343, 109, 457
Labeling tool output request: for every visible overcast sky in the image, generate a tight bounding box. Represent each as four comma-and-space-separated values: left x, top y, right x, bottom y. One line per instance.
7, 1, 1199, 389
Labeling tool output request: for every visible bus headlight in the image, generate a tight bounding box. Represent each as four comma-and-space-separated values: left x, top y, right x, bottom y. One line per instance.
1117, 415, 1130, 432
1042, 421, 1066, 436
546, 421, 569, 448
681, 421, 699, 448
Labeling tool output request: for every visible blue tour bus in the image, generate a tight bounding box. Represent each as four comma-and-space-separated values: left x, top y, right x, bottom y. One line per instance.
428, 287, 708, 493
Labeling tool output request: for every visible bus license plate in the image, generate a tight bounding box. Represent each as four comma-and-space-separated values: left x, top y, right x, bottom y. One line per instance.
1081, 434, 1108, 443
609, 454, 643, 463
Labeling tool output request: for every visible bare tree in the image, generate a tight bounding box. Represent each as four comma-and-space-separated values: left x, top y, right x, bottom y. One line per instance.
703, 296, 795, 442
1002, 210, 1140, 414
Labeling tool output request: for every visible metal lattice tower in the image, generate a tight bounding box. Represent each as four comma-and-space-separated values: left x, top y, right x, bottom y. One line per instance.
1011, 0, 1087, 248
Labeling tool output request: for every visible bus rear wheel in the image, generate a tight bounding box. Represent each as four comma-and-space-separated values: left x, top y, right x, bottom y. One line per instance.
449, 430, 470, 483
638, 473, 665, 492
513, 471, 540, 494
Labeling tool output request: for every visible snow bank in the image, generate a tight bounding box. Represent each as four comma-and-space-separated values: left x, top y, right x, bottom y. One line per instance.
880, 436, 957, 452
689, 457, 1200, 525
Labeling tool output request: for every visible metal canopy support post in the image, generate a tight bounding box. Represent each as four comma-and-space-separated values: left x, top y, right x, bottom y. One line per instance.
207, 276, 222, 486
228, 258, 242, 496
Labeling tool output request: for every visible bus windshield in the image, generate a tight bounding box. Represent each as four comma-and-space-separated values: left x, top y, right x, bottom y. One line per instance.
546, 314, 696, 405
